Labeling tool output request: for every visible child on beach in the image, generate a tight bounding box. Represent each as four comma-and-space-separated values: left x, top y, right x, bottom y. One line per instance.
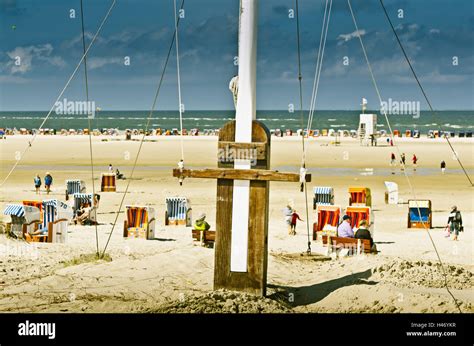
400, 153, 406, 171
44, 172, 53, 194
34, 174, 41, 194
290, 210, 303, 235
412, 154, 418, 171
440, 160, 446, 174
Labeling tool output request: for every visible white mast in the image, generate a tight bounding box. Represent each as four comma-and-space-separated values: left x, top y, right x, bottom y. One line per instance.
230, 0, 258, 272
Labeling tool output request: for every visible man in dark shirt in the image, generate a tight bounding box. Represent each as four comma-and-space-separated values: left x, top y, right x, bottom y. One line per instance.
354, 219, 374, 250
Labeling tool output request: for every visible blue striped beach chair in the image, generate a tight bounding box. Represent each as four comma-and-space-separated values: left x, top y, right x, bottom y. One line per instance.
72, 193, 99, 224
313, 186, 335, 209
165, 197, 192, 226
65, 179, 86, 200
3, 204, 41, 239
42, 199, 74, 243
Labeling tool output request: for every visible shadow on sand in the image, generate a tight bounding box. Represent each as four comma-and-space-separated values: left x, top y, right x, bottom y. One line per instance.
268, 269, 378, 307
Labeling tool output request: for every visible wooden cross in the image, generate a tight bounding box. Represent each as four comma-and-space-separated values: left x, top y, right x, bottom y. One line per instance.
173, 0, 311, 296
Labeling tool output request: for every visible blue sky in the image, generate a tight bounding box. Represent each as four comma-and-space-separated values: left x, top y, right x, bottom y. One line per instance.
0, 0, 473, 111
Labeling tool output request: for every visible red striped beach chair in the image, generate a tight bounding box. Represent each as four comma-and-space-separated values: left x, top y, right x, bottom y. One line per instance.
101, 173, 116, 192
348, 187, 372, 207
345, 206, 373, 234
313, 205, 341, 240
123, 206, 155, 239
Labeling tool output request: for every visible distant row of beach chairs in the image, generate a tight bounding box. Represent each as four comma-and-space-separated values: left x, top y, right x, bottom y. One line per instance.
1, 127, 472, 138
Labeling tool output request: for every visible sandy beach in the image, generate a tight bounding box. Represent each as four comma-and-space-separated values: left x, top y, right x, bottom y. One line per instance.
0, 134, 472, 313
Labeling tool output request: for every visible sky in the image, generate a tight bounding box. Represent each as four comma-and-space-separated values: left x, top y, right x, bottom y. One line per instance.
0, 0, 473, 111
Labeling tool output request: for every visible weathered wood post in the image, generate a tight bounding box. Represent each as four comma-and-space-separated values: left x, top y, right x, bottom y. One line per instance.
173, 0, 311, 296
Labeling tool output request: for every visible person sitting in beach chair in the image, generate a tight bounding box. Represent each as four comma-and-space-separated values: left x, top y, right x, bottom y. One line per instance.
74, 206, 92, 225
354, 219, 376, 251
194, 213, 210, 231
337, 215, 354, 238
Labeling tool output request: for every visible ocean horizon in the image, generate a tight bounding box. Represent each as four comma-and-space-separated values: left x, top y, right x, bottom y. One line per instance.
1, 110, 473, 132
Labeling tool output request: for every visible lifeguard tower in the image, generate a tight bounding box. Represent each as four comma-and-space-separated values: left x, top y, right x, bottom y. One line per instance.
358, 98, 377, 146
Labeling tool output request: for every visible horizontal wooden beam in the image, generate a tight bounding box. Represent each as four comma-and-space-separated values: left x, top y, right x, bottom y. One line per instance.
173, 168, 311, 183
218, 141, 267, 160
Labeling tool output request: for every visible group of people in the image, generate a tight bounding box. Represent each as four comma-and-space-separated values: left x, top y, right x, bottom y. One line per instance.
337, 215, 375, 251
33, 172, 53, 194
283, 205, 303, 235
108, 164, 125, 180
390, 153, 418, 172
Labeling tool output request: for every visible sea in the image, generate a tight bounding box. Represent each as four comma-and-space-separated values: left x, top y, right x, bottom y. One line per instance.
1, 110, 473, 133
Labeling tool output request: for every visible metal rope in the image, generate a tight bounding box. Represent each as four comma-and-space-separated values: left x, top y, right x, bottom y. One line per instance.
100, 0, 186, 258
294, 0, 312, 254
306, 0, 332, 135
0, 0, 117, 187
348, 0, 462, 313
79, 0, 100, 257
379, 0, 472, 187
174, 0, 185, 162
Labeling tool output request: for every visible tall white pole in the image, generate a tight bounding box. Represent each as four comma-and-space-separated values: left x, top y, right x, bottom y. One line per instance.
230, 0, 258, 272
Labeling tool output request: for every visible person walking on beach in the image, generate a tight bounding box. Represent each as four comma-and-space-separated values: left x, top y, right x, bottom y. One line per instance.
400, 153, 406, 171
390, 152, 396, 174
44, 172, 53, 194
108, 164, 114, 173
412, 154, 418, 171
283, 205, 293, 234
447, 206, 463, 241
290, 210, 303, 235
34, 174, 41, 194
337, 215, 354, 238
390, 153, 396, 166
440, 160, 446, 174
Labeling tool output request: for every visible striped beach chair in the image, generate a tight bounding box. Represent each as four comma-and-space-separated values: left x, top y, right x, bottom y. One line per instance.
42, 199, 74, 243
345, 206, 374, 235
101, 173, 116, 192
348, 187, 372, 207
65, 179, 86, 200
313, 186, 335, 209
408, 200, 432, 229
3, 204, 41, 239
23, 200, 43, 223
165, 197, 192, 226
73, 193, 99, 224
313, 205, 341, 240
123, 206, 155, 240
